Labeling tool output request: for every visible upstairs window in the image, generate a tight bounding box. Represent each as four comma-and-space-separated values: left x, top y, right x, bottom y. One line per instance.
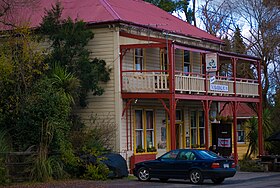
134, 48, 144, 71
160, 48, 168, 74
184, 50, 191, 74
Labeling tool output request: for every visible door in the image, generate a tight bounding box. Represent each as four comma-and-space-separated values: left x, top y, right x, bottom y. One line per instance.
153, 150, 180, 178
176, 123, 183, 149
212, 123, 232, 157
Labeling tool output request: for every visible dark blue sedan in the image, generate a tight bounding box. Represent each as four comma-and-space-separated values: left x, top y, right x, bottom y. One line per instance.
133, 149, 236, 184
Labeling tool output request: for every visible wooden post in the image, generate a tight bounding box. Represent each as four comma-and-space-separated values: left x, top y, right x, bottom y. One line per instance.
233, 101, 238, 165
257, 60, 264, 156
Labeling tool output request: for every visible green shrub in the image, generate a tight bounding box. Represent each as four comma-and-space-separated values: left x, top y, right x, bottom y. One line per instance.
0, 158, 10, 185
83, 163, 109, 181
239, 159, 264, 172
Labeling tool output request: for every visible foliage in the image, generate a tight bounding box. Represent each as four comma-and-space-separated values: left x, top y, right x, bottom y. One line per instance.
0, 27, 47, 137
40, 2, 110, 107
0, 158, 10, 185
244, 117, 258, 159
232, 26, 246, 54
200, 0, 234, 37
144, 0, 193, 23
50, 64, 81, 105
136, 145, 145, 153
82, 114, 117, 153
239, 159, 264, 172
147, 146, 157, 152
232, 0, 280, 108
0, 130, 10, 185
83, 163, 109, 181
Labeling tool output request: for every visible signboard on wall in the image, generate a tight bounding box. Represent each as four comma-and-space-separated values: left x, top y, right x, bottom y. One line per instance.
206, 53, 218, 72
210, 84, 228, 92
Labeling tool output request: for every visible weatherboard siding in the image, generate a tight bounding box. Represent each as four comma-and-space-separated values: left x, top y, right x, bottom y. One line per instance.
75, 28, 119, 150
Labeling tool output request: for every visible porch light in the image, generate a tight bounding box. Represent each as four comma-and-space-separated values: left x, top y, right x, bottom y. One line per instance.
134, 99, 138, 104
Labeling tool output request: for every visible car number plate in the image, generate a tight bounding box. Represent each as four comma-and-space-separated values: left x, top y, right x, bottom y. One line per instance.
223, 163, 229, 168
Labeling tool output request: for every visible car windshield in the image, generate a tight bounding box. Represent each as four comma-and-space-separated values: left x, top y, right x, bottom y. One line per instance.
198, 150, 220, 159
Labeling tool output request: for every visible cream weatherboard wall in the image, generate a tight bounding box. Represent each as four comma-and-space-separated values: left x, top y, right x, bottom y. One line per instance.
74, 27, 122, 152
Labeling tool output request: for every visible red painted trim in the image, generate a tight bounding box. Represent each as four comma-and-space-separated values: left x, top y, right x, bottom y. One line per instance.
202, 100, 211, 150
122, 70, 168, 73
130, 105, 133, 151
218, 53, 259, 62
120, 48, 124, 94
122, 93, 170, 99
175, 94, 260, 103
202, 53, 208, 95
233, 58, 237, 97
169, 43, 176, 150
174, 45, 209, 53
233, 101, 238, 165
120, 31, 171, 44
257, 60, 263, 155
120, 43, 166, 49
158, 99, 170, 115
122, 98, 134, 117
126, 102, 129, 151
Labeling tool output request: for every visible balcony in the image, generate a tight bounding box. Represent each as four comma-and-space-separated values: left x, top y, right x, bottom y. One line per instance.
122, 71, 259, 97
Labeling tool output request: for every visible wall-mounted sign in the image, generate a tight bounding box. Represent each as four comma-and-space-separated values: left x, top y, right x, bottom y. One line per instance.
206, 53, 217, 72
218, 138, 231, 148
210, 84, 228, 92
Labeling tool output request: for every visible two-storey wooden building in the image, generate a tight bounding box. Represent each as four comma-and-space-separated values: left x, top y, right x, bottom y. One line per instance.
18, 0, 263, 169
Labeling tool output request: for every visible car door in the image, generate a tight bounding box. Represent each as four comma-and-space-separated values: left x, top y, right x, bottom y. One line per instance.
152, 150, 180, 178
173, 150, 198, 178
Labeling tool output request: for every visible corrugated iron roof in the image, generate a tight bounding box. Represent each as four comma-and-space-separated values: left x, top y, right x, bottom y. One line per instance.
220, 103, 256, 118
3, 0, 223, 44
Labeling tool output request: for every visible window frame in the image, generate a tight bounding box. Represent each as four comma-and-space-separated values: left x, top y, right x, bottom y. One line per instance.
237, 119, 246, 143
134, 48, 145, 71
183, 50, 191, 74
134, 109, 156, 153
190, 111, 205, 148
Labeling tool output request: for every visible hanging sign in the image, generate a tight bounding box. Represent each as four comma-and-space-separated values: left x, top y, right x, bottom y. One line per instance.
210, 76, 216, 84
206, 53, 218, 72
218, 138, 231, 148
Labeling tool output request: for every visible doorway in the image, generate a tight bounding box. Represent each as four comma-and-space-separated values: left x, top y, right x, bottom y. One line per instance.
176, 123, 183, 149
211, 123, 232, 157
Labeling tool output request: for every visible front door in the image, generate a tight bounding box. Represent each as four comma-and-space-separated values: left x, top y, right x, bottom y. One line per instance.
176, 123, 183, 149
212, 123, 232, 157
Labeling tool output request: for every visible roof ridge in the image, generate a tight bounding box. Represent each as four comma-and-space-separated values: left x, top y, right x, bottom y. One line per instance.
99, 0, 121, 20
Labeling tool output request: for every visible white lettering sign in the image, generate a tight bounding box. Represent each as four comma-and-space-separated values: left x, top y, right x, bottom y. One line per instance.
206, 53, 218, 72
210, 84, 228, 92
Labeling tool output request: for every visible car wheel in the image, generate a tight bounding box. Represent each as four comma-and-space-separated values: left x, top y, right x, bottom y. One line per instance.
159, 178, 169, 182
137, 167, 151, 181
211, 178, 225, 184
189, 169, 204, 184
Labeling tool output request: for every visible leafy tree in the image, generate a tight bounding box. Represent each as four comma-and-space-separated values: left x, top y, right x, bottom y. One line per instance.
40, 2, 110, 107
232, 26, 246, 54
222, 35, 231, 52
232, 0, 280, 108
200, 0, 234, 37
144, 0, 194, 24
0, 27, 48, 145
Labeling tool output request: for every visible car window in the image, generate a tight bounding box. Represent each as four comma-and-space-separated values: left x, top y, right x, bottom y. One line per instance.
178, 151, 197, 160
198, 150, 219, 159
161, 150, 179, 160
